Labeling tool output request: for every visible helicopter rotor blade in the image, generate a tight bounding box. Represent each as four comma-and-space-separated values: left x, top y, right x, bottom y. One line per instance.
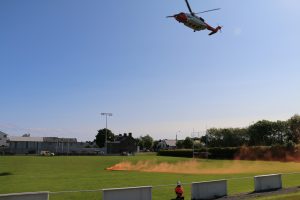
195, 8, 221, 14
184, 0, 194, 15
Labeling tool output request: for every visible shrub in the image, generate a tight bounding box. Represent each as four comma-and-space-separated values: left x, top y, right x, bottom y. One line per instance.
158, 146, 300, 161
157, 150, 193, 158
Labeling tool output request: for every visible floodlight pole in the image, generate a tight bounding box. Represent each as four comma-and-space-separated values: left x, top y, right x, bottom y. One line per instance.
176, 130, 181, 143
101, 112, 113, 153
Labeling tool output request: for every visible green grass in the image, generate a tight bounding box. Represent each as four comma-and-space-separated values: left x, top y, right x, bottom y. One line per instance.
1, 154, 300, 200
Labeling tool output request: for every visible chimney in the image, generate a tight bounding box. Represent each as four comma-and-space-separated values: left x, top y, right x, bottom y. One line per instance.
129, 133, 132, 137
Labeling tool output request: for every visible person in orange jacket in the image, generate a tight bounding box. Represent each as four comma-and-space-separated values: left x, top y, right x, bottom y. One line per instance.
175, 181, 184, 200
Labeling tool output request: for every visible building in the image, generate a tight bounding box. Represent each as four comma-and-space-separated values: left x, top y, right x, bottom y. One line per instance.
107, 133, 137, 155
41, 137, 79, 154
0, 131, 9, 147
8, 135, 43, 154
157, 139, 177, 150
6, 135, 104, 155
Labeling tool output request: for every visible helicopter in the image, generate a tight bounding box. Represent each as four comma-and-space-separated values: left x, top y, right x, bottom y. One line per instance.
167, 0, 222, 35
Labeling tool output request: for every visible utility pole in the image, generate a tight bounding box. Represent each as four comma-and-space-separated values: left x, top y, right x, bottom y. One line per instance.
101, 112, 113, 154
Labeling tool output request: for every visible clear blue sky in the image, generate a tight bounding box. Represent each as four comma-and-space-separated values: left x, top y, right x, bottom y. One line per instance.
1, 0, 300, 141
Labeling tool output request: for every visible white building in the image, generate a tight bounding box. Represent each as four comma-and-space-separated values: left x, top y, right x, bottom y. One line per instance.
158, 139, 177, 150
0, 131, 9, 147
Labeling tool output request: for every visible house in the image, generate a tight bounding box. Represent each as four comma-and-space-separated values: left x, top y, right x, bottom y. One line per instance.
158, 139, 177, 150
0, 131, 9, 147
107, 133, 137, 154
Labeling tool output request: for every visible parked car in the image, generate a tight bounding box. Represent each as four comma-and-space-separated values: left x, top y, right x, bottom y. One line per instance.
40, 151, 55, 156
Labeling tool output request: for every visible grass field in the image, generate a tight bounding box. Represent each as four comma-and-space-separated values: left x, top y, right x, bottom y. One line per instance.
1, 154, 300, 200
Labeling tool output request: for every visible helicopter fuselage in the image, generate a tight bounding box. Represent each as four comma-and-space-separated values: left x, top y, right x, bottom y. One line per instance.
175, 12, 207, 31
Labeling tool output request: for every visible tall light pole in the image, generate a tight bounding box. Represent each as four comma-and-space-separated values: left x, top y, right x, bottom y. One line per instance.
176, 130, 181, 142
101, 112, 113, 153
176, 130, 181, 149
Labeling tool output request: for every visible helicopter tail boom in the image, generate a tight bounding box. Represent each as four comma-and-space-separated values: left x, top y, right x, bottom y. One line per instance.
206, 25, 222, 35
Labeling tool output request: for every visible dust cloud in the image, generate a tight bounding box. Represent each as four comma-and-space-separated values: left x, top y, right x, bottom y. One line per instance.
106, 160, 269, 174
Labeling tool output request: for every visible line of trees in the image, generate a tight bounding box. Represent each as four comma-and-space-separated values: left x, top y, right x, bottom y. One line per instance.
201, 115, 300, 148
94, 115, 300, 150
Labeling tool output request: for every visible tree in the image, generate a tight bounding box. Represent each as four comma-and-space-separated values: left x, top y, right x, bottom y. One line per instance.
288, 115, 300, 144
95, 128, 115, 148
248, 120, 274, 146
139, 135, 153, 150
270, 120, 290, 145
176, 140, 184, 149
248, 120, 291, 146
152, 140, 160, 152
135, 137, 144, 150
205, 128, 249, 147
182, 137, 193, 149
142, 135, 154, 150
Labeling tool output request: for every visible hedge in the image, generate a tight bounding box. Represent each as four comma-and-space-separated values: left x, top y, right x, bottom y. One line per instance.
157, 146, 300, 161
157, 149, 193, 158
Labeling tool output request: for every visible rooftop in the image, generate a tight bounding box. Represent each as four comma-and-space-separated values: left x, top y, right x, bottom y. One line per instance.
164, 139, 177, 147
0, 131, 7, 136
9, 136, 44, 142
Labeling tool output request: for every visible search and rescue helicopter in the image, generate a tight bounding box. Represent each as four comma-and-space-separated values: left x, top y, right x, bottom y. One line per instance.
167, 0, 222, 35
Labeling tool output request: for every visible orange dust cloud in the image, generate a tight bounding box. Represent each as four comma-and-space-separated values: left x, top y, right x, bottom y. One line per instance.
106, 160, 280, 175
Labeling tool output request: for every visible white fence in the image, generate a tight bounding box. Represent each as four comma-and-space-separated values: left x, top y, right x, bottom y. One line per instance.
0, 192, 49, 200
103, 186, 152, 200
191, 180, 227, 200
254, 174, 282, 192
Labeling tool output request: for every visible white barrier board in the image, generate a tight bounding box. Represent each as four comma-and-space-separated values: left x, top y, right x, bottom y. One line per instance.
103, 186, 152, 200
192, 180, 227, 200
0, 192, 49, 200
254, 174, 282, 192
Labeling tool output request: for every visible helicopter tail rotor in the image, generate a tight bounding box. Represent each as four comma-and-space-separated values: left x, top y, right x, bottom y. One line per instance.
218, 25, 223, 33
208, 25, 222, 36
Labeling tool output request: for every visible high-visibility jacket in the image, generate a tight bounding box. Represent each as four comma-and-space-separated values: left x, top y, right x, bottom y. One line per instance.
175, 186, 184, 197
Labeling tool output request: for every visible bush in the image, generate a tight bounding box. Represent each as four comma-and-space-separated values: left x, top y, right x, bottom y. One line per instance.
157, 150, 193, 158
206, 147, 239, 159
157, 148, 239, 159
158, 146, 300, 161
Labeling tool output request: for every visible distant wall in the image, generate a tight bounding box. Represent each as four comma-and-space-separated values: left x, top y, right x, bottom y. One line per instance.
7, 141, 42, 154
6, 141, 101, 155
0, 192, 49, 200
103, 186, 152, 200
